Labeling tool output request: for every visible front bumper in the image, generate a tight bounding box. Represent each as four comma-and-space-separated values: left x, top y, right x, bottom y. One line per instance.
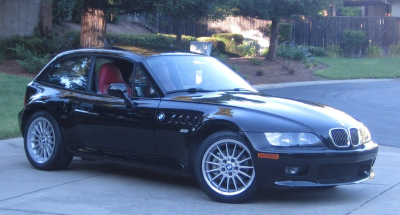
253, 141, 378, 188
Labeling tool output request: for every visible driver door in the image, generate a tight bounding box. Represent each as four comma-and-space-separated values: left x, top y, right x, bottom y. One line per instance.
75, 57, 160, 156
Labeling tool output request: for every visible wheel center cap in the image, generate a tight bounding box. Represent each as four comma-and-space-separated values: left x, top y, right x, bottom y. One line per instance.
226, 164, 233, 171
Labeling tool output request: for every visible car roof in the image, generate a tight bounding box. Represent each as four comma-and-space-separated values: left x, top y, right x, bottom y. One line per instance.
54, 47, 144, 62
54, 47, 203, 62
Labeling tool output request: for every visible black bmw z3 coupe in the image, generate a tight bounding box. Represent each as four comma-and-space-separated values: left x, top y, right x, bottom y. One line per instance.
18, 48, 378, 203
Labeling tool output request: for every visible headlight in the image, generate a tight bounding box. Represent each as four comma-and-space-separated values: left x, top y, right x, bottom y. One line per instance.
264, 132, 324, 147
360, 126, 372, 143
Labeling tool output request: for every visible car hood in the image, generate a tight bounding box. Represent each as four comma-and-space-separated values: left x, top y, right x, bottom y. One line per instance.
167, 91, 362, 133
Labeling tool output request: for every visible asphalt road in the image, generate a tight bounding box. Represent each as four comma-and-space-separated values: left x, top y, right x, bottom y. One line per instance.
1, 79, 399, 215
256, 79, 400, 148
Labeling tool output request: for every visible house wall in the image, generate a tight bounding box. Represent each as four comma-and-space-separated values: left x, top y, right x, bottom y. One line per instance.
366, 5, 386, 16
393, 2, 400, 17
0, 0, 40, 38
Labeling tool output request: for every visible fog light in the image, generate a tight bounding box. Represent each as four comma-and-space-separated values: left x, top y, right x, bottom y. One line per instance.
285, 166, 301, 175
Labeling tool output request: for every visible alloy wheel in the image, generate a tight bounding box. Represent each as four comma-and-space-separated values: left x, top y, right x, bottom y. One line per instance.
202, 139, 255, 196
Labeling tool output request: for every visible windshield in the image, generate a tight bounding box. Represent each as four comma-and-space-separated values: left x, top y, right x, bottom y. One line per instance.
143, 55, 256, 93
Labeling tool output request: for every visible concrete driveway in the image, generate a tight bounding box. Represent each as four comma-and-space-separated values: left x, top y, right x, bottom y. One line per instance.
1, 79, 399, 215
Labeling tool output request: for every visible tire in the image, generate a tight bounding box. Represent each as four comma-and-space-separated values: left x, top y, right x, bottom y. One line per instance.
24, 111, 73, 171
194, 131, 259, 203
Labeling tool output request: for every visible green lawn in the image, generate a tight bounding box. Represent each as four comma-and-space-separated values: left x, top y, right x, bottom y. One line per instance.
316, 57, 400, 80
0, 73, 31, 139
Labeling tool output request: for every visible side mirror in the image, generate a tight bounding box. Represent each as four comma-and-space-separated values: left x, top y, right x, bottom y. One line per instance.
108, 83, 135, 107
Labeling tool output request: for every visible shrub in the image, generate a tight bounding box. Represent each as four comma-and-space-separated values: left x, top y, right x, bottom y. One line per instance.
277, 42, 308, 60
261, 48, 269, 57
197, 37, 223, 54
389, 44, 400, 57
0, 52, 4, 64
255, 69, 264, 76
107, 33, 197, 51
211, 51, 228, 61
59, 31, 81, 50
288, 67, 295, 75
212, 33, 244, 45
0, 36, 26, 59
326, 45, 341, 57
367, 45, 383, 58
302, 57, 319, 69
216, 40, 227, 54
305, 46, 326, 57
212, 37, 238, 56
52, 0, 76, 24
278, 23, 292, 44
12, 45, 51, 73
17, 55, 51, 73
248, 58, 263, 66
0, 30, 80, 61
277, 42, 319, 68
281, 60, 291, 71
230, 64, 239, 72
197, 37, 219, 46
236, 40, 260, 57
342, 30, 367, 57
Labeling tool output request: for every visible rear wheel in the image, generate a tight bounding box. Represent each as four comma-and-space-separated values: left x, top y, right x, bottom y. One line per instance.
24, 111, 73, 170
194, 131, 259, 203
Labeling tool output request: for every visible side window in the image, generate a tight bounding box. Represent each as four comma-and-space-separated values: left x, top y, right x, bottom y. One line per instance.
93, 57, 134, 96
131, 65, 157, 98
92, 58, 113, 93
43, 57, 91, 91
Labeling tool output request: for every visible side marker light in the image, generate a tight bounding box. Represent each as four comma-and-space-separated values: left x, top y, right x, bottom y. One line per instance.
258, 153, 279, 159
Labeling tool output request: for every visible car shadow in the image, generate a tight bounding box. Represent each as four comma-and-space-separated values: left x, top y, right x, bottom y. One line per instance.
65, 158, 358, 204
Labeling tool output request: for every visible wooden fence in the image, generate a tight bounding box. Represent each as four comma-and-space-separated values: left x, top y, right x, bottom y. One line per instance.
127, 14, 270, 47
294, 16, 400, 50
127, 13, 217, 37
129, 14, 400, 51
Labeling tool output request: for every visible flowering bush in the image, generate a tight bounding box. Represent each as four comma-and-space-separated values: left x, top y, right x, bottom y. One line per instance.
277, 42, 319, 68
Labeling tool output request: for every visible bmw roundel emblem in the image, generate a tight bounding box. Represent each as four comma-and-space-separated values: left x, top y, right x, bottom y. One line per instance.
157, 112, 165, 121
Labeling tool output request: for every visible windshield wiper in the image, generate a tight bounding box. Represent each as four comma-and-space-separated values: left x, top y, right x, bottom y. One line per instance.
218, 88, 251, 92
187, 88, 216, 93
166, 88, 216, 94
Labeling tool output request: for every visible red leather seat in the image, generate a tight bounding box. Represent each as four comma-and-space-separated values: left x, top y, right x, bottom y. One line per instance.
98, 63, 132, 96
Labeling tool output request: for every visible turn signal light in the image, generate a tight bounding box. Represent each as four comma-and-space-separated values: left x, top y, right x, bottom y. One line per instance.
258, 153, 279, 159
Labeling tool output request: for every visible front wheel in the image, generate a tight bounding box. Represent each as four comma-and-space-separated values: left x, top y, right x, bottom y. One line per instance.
24, 111, 73, 171
194, 131, 259, 203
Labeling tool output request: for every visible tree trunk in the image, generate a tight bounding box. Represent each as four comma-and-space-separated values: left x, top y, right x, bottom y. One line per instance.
175, 20, 183, 48
332, 0, 337, 16
265, 18, 280, 60
80, 0, 107, 48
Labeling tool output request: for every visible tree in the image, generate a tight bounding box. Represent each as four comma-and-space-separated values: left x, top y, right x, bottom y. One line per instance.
79, 0, 154, 48
80, 0, 107, 48
69, 0, 235, 48
236, 0, 329, 60
153, 0, 236, 48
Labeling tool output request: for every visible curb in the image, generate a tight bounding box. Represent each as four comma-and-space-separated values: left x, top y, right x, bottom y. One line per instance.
253, 79, 397, 90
